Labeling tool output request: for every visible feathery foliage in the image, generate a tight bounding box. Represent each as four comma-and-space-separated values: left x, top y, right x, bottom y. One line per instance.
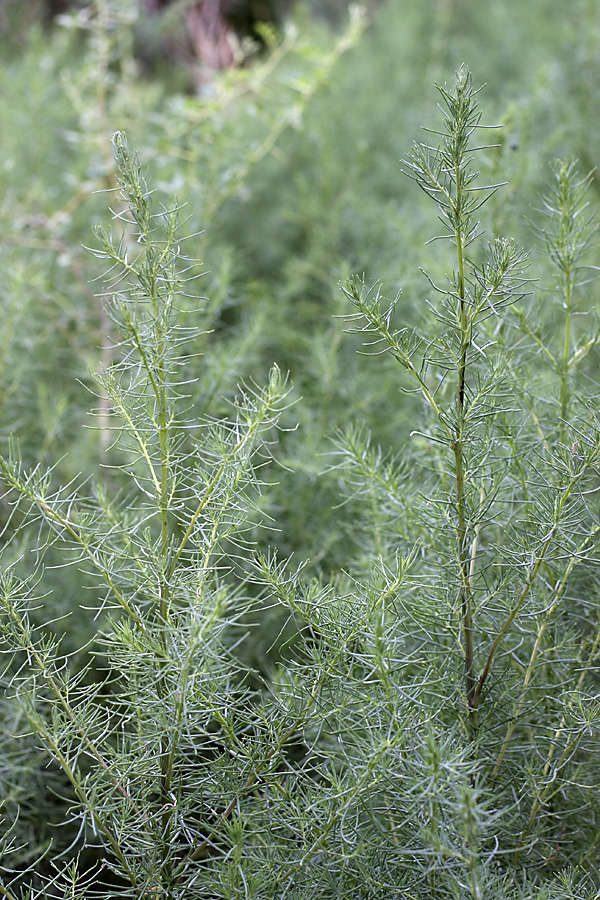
1, 53, 600, 900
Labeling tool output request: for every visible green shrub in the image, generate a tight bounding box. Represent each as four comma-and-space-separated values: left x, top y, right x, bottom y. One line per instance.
2, 0, 599, 585
2, 65, 600, 899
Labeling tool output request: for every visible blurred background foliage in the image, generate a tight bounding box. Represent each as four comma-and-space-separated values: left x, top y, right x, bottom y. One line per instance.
1, 0, 600, 874
0, 0, 599, 630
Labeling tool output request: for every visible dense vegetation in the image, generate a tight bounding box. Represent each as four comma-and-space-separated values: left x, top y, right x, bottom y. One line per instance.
1, 1, 600, 897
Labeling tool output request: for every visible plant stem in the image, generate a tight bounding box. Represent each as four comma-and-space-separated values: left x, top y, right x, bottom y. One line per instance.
491, 524, 600, 778
559, 267, 573, 445
453, 169, 477, 734
149, 265, 176, 892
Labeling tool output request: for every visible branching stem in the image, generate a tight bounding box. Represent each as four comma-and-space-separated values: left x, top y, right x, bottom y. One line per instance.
454, 217, 477, 730
559, 266, 573, 445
